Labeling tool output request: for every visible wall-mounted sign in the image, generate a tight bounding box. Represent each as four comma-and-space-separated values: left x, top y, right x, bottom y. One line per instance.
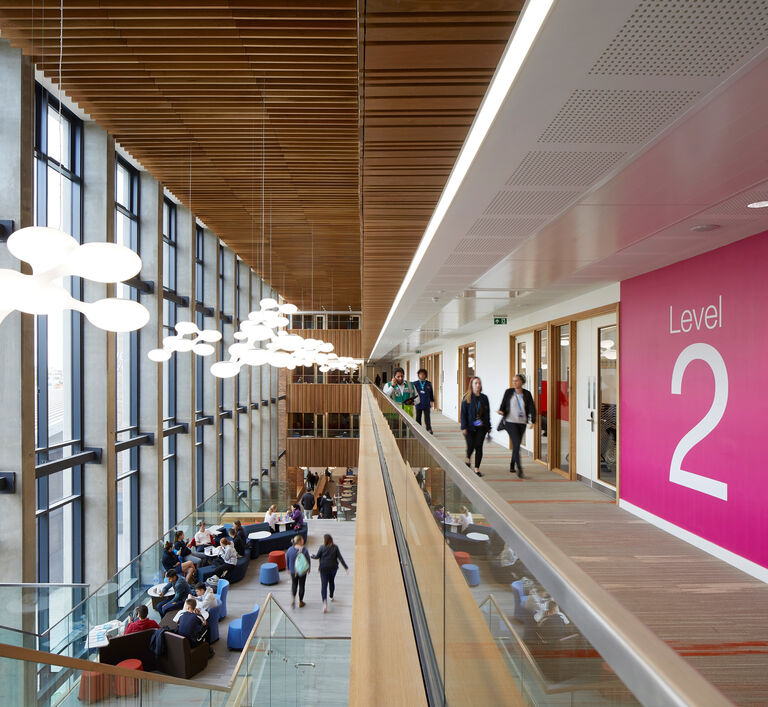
620, 229, 768, 570
493, 316, 508, 326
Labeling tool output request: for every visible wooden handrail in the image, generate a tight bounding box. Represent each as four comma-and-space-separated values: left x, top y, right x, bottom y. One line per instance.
0, 592, 314, 699
0, 642, 226, 692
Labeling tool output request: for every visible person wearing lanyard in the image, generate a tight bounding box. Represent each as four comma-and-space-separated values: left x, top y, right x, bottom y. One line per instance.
413, 368, 434, 434
460, 376, 490, 477
382, 367, 417, 416
497, 373, 536, 478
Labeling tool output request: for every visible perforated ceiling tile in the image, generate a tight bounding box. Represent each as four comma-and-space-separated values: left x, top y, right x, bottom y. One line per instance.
466, 216, 547, 239
590, 0, 768, 78
538, 89, 699, 144
703, 185, 768, 216
444, 251, 506, 268
506, 150, 627, 187
483, 190, 578, 216
454, 236, 524, 253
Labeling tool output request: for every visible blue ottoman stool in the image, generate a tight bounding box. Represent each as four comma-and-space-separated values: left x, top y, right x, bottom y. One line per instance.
259, 562, 279, 585
461, 563, 480, 587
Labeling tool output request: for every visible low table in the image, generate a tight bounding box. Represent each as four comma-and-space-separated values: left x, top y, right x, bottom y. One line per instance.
248, 530, 272, 540
147, 583, 174, 609
204, 546, 219, 557
466, 532, 490, 542
87, 620, 122, 650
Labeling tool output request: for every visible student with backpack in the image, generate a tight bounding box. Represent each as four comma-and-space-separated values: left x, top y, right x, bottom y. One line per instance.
286, 534, 311, 608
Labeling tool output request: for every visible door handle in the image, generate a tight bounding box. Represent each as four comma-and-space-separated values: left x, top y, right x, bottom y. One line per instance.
586, 410, 595, 432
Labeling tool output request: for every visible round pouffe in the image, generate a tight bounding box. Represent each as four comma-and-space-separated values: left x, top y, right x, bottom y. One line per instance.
453, 551, 471, 567
461, 563, 480, 587
259, 562, 280, 585
114, 658, 143, 697
268, 550, 287, 571
77, 671, 111, 703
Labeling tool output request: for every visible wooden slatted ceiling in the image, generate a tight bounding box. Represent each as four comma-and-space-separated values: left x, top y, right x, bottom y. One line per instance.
361, 1, 523, 356
0, 1, 360, 311
0, 2, 521, 347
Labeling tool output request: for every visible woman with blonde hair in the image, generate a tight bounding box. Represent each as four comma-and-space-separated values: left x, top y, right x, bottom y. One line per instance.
459, 505, 473, 532
460, 376, 490, 477
264, 504, 279, 533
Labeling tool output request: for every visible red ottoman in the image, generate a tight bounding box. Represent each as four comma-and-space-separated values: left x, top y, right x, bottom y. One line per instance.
78, 671, 111, 703
454, 551, 471, 567
269, 550, 287, 570
114, 658, 143, 697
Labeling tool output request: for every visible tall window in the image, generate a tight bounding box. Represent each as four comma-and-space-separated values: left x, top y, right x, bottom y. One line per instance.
195, 225, 206, 505
217, 243, 226, 486
162, 198, 178, 528
33, 85, 84, 583
115, 157, 140, 566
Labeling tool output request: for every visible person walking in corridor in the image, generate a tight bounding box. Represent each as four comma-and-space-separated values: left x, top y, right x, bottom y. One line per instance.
286, 534, 311, 608
497, 373, 536, 478
311, 534, 349, 613
413, 368, 435, 434
383, 367, 417, 416
460, 376, 490, 477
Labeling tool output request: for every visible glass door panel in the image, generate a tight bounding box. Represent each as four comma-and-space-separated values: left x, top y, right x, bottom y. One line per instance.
536, 330, 548, 463
517, 342, 527, 382
557, 325, 570, 472
598, 325, 618, 485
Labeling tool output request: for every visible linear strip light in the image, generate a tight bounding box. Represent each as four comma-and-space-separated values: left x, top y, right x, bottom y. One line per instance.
370, 0, 555, 358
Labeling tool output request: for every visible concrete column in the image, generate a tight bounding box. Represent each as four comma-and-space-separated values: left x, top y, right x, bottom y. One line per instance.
0, 40, 35, 584
237, 260, 249, 483
81, 123, 115, 584
260, 279, 271, 497
138, 173, 163, 548
175, 205, 194, 520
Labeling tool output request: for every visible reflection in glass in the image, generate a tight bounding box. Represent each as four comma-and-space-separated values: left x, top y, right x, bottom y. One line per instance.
516, 342, 527, 385
537, 330, 548, 463
598, 326, 618, 486
558, 325, 569, 472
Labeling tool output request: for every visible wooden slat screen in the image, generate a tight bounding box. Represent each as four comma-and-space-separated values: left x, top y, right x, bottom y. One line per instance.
286, 437, 359, 467
286, 383, 361, 413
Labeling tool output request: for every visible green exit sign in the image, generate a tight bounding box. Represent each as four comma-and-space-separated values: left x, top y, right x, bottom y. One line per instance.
493, 316, 508, 326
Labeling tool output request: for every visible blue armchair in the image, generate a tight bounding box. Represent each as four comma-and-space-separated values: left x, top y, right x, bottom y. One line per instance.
227, 602, 260, 651
207, 604, 220, 643
216, 578, 229, 619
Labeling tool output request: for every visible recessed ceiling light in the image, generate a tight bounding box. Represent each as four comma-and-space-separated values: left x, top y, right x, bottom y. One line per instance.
690, 224, 721, 232
370, 0, 555, 357
747, 200, 768, 209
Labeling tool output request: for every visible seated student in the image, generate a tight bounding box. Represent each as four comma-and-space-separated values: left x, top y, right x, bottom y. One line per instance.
264, 504, 279, 533
289, 503, 304, 531
176, 597, 208, 648
193, 582, 219, 612
162, 541, 196, 584
228, 527, 246, 557
433, 505, 446, 523
157, 569, 191, 617
459, 506, 473, 533
174, 530, 201, 568
210, 537, 238, 579
125, 604, 159, 635
194, 521, 215, 548
232, 520, 248, 549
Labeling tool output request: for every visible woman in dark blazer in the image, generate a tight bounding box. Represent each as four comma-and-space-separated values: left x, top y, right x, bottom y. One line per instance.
497, 373, 536, 478
460, 376, 491, 477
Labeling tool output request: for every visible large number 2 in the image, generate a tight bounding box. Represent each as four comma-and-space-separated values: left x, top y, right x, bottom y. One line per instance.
670, 343, 728, 500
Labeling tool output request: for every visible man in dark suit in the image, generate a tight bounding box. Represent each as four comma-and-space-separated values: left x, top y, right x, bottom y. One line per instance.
413, 368, 435, 434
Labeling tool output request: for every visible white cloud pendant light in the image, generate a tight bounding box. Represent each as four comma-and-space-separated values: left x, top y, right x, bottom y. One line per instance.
0, 226, 149, 332
147, 320, 222, 362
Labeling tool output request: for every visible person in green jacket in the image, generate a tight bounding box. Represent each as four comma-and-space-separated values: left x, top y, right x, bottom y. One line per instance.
383, 367, 416, 416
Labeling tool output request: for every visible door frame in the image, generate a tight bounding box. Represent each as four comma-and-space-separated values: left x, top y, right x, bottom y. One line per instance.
505, 303, 620, 491
457, 342, 476, 405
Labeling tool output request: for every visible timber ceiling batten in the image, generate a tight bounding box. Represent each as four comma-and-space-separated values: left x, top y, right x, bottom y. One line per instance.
360, 1, 522, 357
0, 1, 360, 311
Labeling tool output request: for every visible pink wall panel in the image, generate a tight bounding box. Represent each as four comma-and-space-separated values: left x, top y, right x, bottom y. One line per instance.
620, 230, 768, 568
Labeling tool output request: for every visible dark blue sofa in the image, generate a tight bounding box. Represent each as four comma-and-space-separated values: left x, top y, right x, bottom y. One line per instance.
444, 523, 503, 556
244, 522, 308, 559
